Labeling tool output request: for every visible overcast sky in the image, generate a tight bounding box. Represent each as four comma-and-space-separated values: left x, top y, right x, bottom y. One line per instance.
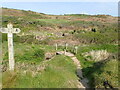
1, 1, 118, 16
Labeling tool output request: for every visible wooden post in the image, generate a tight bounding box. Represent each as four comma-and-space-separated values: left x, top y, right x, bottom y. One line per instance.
64, 49, 66, 55
75, 46, 78, 54
65, 43, 68, 50
55, 43, 58, 51
64, 43, 68, 55
0, 23, 21, 71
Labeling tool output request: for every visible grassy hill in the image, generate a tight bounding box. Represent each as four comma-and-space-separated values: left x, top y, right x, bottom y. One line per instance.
2, 7, 118, 45
1, 7, 119, 88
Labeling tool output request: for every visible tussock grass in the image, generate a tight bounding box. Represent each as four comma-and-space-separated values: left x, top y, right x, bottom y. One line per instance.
3, 55, 79, 88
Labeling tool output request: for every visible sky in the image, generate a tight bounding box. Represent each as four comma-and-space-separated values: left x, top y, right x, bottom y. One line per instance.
1, 2, 118, 16
1, 0, 119, 2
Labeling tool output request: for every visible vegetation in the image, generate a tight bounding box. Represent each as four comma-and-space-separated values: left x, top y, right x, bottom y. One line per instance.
56, 44, 118, 88
75, 44, 118, 88
3, 55, 78, 88
1, 7, 118, 88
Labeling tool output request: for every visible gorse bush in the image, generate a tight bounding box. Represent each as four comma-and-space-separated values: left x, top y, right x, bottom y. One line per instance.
74, 44, 118, 88
16, 47, 45, 62
74, 31, 118, 44
13, 35, 40, 44
2, 34, 7, 42
34, 49, 45, 60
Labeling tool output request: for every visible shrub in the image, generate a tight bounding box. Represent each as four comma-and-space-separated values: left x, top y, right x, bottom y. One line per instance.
16, 47, 45, 63
2, 34, 7, 42
74, 31, 118, 44
34, 49, 45, 61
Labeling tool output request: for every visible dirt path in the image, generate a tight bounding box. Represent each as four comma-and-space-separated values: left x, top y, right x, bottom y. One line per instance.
57, 51, 89, 88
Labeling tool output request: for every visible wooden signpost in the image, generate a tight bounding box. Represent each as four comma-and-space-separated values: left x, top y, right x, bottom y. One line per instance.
0, 23, 21, 71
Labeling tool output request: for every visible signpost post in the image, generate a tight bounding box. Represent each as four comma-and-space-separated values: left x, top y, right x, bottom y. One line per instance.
64, 43, 68, 55
75, 46, 78, 55
55, 43, 58, 51
65, 43, 68, 50
0, 24, 21, 71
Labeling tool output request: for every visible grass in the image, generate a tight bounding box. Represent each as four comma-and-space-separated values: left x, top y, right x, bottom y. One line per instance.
36, 19, 69, 24
2, 41, 57, 63
2, 38, 118, 88
2, 41, 79, 88
74, 44, 118, 88
56, 44, 118, 88
3, 55, 79, 88
74, 31, 118, 44
2, 7, 118, 88
82, 59, 118, 88
64, 14, 91, 18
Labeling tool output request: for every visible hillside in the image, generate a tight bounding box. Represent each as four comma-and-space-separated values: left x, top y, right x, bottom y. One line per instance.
2, 8, 118, 45
1, 7, 119, 88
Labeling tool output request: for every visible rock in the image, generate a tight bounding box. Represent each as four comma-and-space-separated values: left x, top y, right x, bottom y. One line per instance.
55, 32, 63, 37
45, 52, 55, 60
82, 50, 110, 61
62, 33, 69, 36
56, 52, 63, 55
